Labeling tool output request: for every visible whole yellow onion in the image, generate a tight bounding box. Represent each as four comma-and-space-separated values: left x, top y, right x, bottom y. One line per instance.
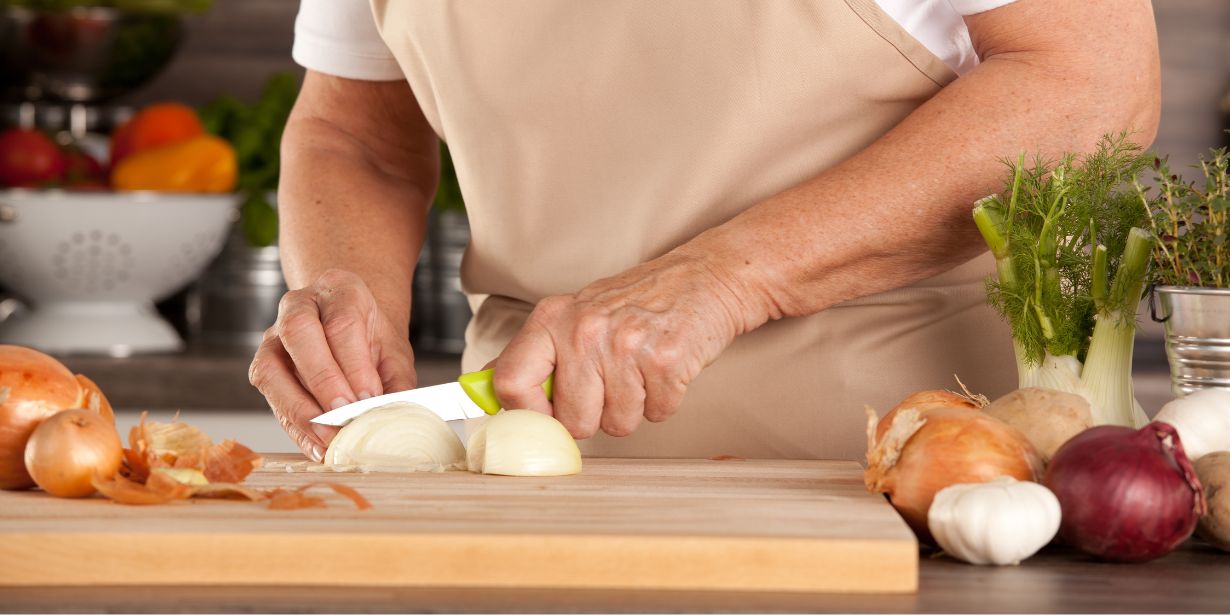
864, 390, 1043, 543
0, 345, 114, 489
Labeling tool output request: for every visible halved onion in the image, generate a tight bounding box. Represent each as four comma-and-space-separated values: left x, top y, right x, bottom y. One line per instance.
324, 403, 466, 471
467, 410, 581, 476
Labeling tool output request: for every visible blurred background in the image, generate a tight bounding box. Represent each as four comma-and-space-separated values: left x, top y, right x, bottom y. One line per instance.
0, 0, 1226, 449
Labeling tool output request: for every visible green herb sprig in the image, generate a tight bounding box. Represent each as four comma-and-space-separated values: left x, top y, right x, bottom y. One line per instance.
1142, 147, 1230, 288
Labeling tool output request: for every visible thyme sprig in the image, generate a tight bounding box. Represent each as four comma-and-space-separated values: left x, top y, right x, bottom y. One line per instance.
1142, 147, 1230, 288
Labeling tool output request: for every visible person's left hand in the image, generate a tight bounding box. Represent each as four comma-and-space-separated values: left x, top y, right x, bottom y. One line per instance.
491, 250, 765, 439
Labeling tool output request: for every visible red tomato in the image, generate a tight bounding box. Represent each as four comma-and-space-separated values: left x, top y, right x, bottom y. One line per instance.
0, 128, 68, 188
109, 103, 204, 167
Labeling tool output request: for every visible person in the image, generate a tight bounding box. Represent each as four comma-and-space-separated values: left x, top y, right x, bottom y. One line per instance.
251, 0, 1160, 463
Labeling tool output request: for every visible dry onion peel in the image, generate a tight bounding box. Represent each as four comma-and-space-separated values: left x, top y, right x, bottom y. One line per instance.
865, 390, 1043, 543
266, 482, 372, 511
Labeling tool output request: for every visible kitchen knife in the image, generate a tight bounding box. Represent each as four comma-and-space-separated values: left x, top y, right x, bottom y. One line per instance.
309, 368, 555, 427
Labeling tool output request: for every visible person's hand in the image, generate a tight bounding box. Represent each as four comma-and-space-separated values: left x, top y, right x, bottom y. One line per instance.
249, 269, 416, 461
491, 250, 766, 439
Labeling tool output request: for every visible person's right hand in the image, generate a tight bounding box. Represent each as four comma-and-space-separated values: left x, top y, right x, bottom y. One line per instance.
249, 269, 416, 462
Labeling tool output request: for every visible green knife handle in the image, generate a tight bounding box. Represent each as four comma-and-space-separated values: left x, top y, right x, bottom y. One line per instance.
458, 368, 555, 415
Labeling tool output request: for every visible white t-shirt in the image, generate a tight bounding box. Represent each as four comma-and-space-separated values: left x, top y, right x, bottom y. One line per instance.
293, 0, 1019, 82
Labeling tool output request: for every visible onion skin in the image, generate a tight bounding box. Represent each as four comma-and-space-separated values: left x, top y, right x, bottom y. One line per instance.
0, 346, 84, 490
865, 390, 1043, 543
1044, 423, 1206, 562
24, 409, 122, 498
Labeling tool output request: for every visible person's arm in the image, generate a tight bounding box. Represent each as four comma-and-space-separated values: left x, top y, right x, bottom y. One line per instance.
249, 70, 440, 460
491, 0, 1160, 438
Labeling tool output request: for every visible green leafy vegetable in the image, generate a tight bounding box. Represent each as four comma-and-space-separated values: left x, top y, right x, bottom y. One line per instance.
973, 134, 1153, 427
199, 72, 297, 247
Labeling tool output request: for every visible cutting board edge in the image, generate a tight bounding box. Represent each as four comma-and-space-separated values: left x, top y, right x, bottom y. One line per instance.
0, 531, 918, 594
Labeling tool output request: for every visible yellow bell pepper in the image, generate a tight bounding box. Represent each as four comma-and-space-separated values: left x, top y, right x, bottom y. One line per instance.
111, 134, 238, 193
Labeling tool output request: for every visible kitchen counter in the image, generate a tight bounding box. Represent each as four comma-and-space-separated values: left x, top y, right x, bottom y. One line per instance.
1, 543, 1227, 613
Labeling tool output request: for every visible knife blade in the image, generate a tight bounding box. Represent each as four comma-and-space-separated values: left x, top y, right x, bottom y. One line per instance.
310, 369, 555, 427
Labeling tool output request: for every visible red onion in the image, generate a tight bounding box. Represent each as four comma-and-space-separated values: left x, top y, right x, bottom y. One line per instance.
1044, 422, 1206, 562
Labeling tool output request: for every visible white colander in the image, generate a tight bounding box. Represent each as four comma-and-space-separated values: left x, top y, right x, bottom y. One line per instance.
0, 189, 238, 355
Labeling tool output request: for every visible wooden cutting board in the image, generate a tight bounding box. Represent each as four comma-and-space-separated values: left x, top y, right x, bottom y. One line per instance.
0, 455, 917, 594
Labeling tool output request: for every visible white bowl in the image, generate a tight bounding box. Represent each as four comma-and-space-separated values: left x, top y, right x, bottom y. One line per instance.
0, 189, 238, 355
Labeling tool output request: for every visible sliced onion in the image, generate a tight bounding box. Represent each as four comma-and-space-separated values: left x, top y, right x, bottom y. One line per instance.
324, 403, 466, 471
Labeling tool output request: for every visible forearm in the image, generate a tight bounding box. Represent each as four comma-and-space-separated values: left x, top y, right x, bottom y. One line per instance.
679, 0, 1160, 331
278, 79, 439, 336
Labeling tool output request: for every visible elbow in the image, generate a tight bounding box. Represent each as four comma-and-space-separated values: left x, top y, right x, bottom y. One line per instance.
1114, 62, 1161, 149
1092, 32, 1162, 149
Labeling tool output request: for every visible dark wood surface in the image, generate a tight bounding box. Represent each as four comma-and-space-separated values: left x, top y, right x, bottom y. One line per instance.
1, 543, 1228, 613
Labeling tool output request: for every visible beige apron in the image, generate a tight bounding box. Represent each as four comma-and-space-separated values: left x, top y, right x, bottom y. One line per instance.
370, 0, 1016, 460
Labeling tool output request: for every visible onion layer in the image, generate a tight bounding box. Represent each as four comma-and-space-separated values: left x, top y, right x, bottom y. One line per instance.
1, 345, 113, 490
1044, 422, 1206, 562
865, 390, 1043, 543
24, 408, 122, 498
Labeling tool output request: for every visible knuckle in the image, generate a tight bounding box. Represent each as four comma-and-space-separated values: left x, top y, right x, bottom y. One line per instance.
303, 366, 347, 397
572, 310, 609, 347
278, 311, 319, 339
320, 308, 364, 339
647, 339, 684, 370
492, 373, 532, 408
248, 357, 269, 390
276, 289, 308, 316
611, 326, 647, 356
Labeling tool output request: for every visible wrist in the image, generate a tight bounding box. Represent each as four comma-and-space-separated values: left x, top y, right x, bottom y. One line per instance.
670, 234, 787, 335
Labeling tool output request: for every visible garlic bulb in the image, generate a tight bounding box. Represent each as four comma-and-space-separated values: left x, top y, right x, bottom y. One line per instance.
467, 410, 581, 476
324, 403, 466, 471
1153, 389, 1230, 462
927, 477, 1060, 565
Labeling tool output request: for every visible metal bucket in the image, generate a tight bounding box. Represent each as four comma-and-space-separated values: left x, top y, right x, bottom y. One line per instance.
1155, 286, 1230, 397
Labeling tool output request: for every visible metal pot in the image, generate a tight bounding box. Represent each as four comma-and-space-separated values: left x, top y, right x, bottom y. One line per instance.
411, 209, 471, 355
1154, 286, 1230, 397
187, 225, 286, 351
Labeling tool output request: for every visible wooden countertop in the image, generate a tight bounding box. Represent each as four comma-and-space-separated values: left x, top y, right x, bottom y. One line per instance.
3, 453, 1229, 613
1, 543, 1227, 613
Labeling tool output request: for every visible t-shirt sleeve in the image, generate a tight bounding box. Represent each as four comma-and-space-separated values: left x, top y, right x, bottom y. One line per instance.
292, 0, 404, 81
946, 0, 1019, 16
